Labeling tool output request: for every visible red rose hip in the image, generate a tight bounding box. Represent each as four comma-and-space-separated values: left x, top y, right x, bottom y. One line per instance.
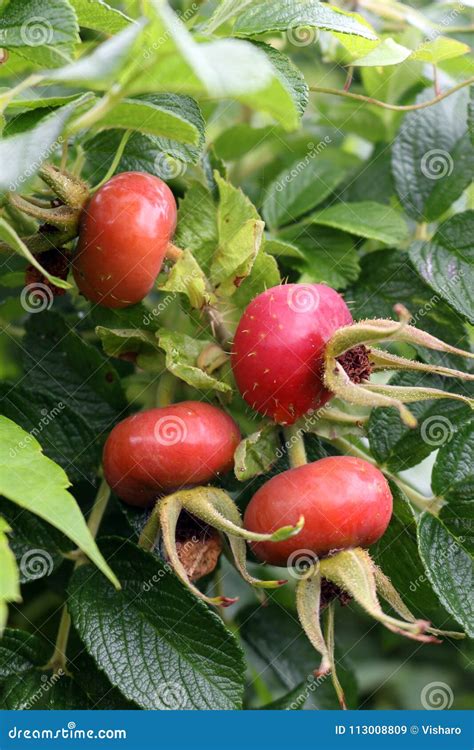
231, 283, 353, 424
244, 456, 393, 565
103, 401, 241, 506
73, 172, 177, 308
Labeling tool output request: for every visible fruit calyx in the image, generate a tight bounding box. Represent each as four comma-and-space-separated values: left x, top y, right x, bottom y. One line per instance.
325, 309, 474, 427
337, 344, 372, 384
139, 486, 303, 607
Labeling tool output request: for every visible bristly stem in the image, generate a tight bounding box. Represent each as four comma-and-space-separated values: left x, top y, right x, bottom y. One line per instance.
309, 77, 474, 112
284, 425, 308, 468
46, 478, 111, 673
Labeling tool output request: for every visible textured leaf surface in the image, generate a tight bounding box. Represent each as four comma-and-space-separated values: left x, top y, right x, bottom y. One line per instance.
418, 513, 473, 636
392, 89, 473, 221
0, 0, 79, 47
409, 211, 474, 324
304, 202, 408, 245
68, 538, 245, 710
234, 0, 377, 39
0, 416, 118, 587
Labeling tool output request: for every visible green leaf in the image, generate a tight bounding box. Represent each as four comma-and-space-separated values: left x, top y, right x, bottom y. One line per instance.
251, 41, 308, 119
239, 604, 357, 709
440, 500, 474, 558
259, 683, 307, 710
158, 329, 231, 393
135, 4, 300, 130
0, 517, 20, 633
22, 312, 127, 443
234, 0, 377, 40
159, 250, 211, 309
351, 38, 411, 67
71, 0, 131, 33
264, 238, 305, 260
409, 211, 474, 324
0, 383, 99, 482
0, 497, 67, 582
418, 512, 473, 636
96, 326, 161, 363
1, 670, 91, 709
0, 97, 90, 193
45, 20, 144, 88
411, 36, 470, 64
231, 250, 281, 311
202, 0, 254, 34
0, 0, 79, 48
98, 94, 204, 145
0, 219, 71, 289
0, 629, 48, 679
263, 151, 350, 228
174, 183, 218, 273
346, 249, 470, 368
83, 97, 204, 184
373, 484, 464, 625
392, 88, 474, 222
211, 173, 264, 296
234, 425, 279, 481
432, 422, 474, 502
368, 372, 472, 473
213, 124, 279, 162
0, 416, 119, 588
303, 201, 408, 246
280, 225, 360, 290
68, 538, 245, 709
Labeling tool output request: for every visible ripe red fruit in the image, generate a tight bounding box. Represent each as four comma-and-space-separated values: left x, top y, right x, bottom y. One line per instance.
73, 172, 177, 308
244, 456, 393, 565
103, 402, 241, 507
231, 283, 353, 424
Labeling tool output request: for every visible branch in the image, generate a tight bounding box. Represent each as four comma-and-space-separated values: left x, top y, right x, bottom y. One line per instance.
309, 77, 474, 112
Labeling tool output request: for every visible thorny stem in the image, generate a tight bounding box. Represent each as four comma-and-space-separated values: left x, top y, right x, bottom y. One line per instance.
46, 479, 111, 673
330, 437, 442, 514
308, 77, 474, 112
284, 425, 308, 468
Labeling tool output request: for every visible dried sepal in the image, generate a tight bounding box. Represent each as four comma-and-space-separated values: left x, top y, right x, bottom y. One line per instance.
324, 314, 474, 427
157, 487, 303, 606
159, 492, 235, 607
295, 565, 332, 677
373, 566, 464, 640
319, 548, 438, 642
